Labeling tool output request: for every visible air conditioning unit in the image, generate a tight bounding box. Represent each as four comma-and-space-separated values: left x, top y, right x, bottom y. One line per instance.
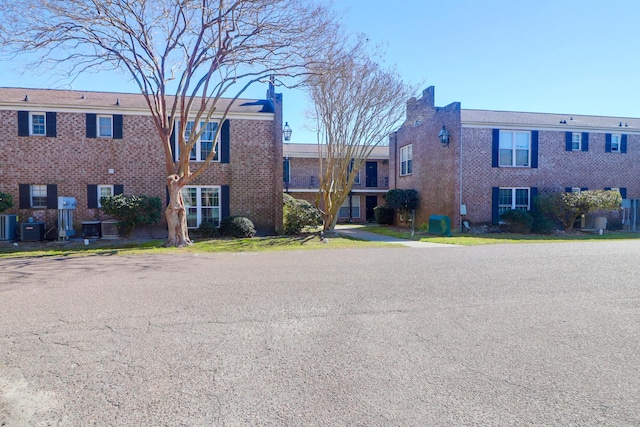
20, 222, 45, 241
0, 214, 18, 240
101, 220, 120, 239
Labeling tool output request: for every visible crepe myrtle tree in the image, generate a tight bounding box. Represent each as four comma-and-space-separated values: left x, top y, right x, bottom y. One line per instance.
306, 34, 415, 231
537, 189, 622, 231
0, 0, 334, 247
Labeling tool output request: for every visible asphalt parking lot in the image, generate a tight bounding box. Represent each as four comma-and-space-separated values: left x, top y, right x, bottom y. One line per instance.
2, 240, 640, 426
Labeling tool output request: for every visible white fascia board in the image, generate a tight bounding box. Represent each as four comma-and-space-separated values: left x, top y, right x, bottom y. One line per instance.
462, 121, 640, 135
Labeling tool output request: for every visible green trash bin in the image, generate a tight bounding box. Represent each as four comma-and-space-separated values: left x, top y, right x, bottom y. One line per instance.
429, 215, 451, 236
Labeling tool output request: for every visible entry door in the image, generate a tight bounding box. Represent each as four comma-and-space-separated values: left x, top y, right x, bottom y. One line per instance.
366, 162, 378, 187
366, 196, 378, 222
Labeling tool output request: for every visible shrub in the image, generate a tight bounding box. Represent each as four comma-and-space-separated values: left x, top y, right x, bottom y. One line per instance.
537, 190, 622, 231
384, 189, 419, 222
373, 205, 394, 225
220, 216, 256, 238
0, 191, 13, 213
499, 209, 534, 233
530, 210, 557, 234
283, 193, 322, 234
100, 194, 162, 236
196, 221, 219, 238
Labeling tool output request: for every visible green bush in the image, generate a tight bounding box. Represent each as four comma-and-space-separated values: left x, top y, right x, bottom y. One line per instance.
196, 221, 219, 238
100, 194, 162, 236
499, 209, 534, 233
536, 190, 622, 231
373, 206, 394, 225
220, 216, 256, 238
283, 193, 322, 234
0, 191, 13, 213
384, 189, 419, 222
530, 210, 557, 234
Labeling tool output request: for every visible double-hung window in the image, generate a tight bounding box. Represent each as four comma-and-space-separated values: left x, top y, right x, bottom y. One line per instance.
571, 133, 581, 151
611, 134, 621, 152
30, 113, 46, 136
31, 185, 48, 209
98, 115, 113, 138
181, 186, 221, 228
400, 144, 412, 176
339, 195, 360, 219
499, 131, 530, 167
180, 121, 219, 162
498, 188, 530, 215
97, 185, 114, 208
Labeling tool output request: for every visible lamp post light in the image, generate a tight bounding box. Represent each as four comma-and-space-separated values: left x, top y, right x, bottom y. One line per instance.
283, 122, 292, 141
438, 125, 450, 145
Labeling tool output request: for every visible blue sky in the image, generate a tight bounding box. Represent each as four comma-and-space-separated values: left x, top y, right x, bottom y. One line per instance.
3, 1, 640, 143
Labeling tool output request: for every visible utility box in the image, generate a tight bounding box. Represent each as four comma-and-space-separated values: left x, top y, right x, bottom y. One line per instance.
429, 215, 451, 236
0, 214, 18, 240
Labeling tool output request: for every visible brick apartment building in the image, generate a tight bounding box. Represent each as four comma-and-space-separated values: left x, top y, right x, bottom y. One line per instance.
390, 86, 640, 231
283, 143, 389, 222
0, 86, 284, 239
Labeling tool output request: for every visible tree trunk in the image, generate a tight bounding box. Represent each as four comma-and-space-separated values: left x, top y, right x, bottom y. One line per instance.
164, 175, 192, 247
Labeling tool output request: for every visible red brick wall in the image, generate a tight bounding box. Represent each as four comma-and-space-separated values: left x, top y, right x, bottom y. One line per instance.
0, 109, 281, 235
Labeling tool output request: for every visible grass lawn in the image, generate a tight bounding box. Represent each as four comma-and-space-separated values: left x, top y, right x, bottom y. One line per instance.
360, 225, 640, 246
0, 234, 386, 259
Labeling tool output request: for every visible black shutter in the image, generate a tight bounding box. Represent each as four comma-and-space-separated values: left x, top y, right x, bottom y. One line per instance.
492, 187, 499, 225
530, 187, 538, 211
169, 119, 178, 161
87, 185, 98, 209
565, 187, 572, 193
621, 188, 627, 199
621, 134, 627, 153
46, 184, 58, 209
491, 129, 499, 167
19, 184, 30, 208
165, 186, 170, 207
220, 119, 230, 164
605, 134, 612, 152
283, 158, 290, 183
221, 185, 230, 218
86, 113, 97, 138
531, 131, 538, 168
582, 133, 589, 152
17, 111, 29, 136
114, 184, 124, 195
113, 115, 123, 139
46, 112, 57, 137
581, 187, 588, 192
565, 132, 572, 151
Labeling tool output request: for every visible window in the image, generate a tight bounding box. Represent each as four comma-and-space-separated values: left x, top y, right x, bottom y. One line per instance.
571, 133, 581, 151
30, 113, 46, 136
181, 186, 220, 228
349, 159, 360, 184
400, 144, 412, 176
570, 187, 581, 194
611, 134, 621, 152
338, 196, 360, 219
179, 121, 219, 162
31, 185, 48, 209
97, 185, 114, 208
283, 158, 290, 184
97, 115, 113, 138
498, 188, 530, 215
499, 131, 530, 167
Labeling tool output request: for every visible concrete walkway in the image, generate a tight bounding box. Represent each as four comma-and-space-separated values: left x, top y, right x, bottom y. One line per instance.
334, 224, 455, 248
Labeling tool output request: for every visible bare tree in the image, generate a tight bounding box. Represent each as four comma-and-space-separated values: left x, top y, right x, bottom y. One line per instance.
0, 0, 333, 246
307, 36, 414, 231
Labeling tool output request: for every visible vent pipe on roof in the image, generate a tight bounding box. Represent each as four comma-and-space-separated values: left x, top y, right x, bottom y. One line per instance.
24, 95, 29, 102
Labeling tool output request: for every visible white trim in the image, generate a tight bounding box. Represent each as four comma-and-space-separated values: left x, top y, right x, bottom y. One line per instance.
97, 185, 114, 208
29, 112, 46, 136
181, 185, 221, 229
97, 115, 113, 138
463, 122, 640, 135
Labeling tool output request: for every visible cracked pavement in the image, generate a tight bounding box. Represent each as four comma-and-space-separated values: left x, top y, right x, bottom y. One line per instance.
1, 242, 640, 426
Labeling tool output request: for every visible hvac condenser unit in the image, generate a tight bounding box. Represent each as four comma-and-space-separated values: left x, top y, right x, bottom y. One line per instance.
101, 220, 120, 239
20, 222, 45, 241
0, 214, 18, 240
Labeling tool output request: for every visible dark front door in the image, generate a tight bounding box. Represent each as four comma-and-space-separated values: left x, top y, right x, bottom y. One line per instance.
366, 196, 378, 222
366, 161, 378, 187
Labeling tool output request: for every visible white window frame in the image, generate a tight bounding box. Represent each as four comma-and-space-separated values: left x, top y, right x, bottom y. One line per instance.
97, 185, 114, 208
498, 187, 530, 217
177, 121, 220, 162
181, 185, 221, 229
611, 134, 621, 152
499, 130, 530, 167
31, 184, 47, 209
400, 144, 412, 176
571, 133, 582, 151
97, 115, 113, 138
570, 187, 581, 194
30, 112, 46, 136
339, 195, 361, 219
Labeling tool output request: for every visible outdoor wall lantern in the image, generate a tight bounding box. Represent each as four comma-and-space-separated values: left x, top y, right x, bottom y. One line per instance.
438, 125, 450, 145
283, 122, 292, 141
